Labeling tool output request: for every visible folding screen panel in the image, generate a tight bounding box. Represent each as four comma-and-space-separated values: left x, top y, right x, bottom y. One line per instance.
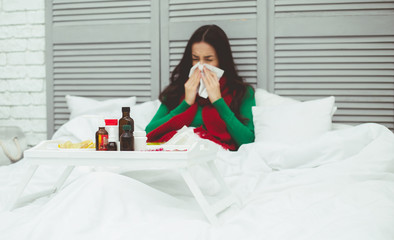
46, 0, 160, 137
159, 0, 267, 90
268, 0, 394, 130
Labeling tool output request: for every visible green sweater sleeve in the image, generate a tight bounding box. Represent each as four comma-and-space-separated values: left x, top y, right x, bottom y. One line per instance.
145, 100, 190, 134
212, 86, 255, 147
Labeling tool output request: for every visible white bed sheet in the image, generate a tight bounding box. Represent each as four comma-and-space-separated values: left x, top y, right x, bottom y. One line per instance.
0, 119, 393, 239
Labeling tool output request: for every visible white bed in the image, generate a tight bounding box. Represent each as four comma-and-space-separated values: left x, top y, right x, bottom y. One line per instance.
0, 89, 393, 240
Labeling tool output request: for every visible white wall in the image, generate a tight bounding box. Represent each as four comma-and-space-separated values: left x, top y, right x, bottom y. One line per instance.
0, 0, 47, 146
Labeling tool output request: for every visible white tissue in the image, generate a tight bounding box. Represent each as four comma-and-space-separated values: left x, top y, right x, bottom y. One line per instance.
188, 62, 224, 98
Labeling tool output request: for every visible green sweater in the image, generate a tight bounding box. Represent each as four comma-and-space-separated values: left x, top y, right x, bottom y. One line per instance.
145, 86, 255, 147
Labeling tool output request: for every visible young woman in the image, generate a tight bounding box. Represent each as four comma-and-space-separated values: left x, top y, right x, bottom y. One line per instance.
146, 25, 255, 150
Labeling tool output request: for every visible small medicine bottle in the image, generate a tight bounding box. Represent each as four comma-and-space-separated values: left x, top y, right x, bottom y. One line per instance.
95, 125, 108, 151
105, 119, 118, 151
133, 131, 147, 151
118, 107, 134, 141
120, 124, 134, 151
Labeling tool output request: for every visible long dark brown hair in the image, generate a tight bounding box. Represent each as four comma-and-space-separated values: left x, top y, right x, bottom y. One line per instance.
159, 24, 252, 121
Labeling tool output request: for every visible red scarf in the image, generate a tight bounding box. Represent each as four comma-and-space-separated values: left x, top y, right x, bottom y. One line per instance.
147, 77, 237, 150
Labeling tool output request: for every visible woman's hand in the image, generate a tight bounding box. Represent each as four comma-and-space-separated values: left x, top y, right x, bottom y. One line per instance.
184, 68, 201, 105
202, 66, 221, 103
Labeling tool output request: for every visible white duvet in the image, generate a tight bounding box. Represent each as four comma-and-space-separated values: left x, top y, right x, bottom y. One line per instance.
0, 120, 394, 239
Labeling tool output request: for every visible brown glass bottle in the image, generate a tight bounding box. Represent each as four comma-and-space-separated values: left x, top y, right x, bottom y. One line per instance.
120, 124, 134, 151
95, 127, 108, 151
107, 142, 117, 151
118, 107, 134, 141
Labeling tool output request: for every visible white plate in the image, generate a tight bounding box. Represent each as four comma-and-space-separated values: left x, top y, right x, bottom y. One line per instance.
58, 147, 95, 151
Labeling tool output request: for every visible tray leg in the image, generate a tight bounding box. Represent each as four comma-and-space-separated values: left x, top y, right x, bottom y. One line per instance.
8, 165, 75, 211
181, 161, 242, 224
8, 165, 39, 210
53, 166, 75, 194
180, 168, 218, 224
207, 161, 242, 207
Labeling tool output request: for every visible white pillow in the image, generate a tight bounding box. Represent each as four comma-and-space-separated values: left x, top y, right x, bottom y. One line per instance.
53, 99, 160, 141
252, 96, 336, 144
66, 95, 137, 120
255, 88, 337, 115
52, 115, 101, 142
255, 88, 299, 107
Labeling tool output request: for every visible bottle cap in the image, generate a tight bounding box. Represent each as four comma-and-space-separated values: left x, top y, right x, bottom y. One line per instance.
122, 124, 131, 131
105, 119, 118, 126
122, 107, 130, 112
133, 131, 146, 137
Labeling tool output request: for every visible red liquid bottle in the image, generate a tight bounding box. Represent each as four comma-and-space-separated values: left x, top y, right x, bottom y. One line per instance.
95, 127, 108, 151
